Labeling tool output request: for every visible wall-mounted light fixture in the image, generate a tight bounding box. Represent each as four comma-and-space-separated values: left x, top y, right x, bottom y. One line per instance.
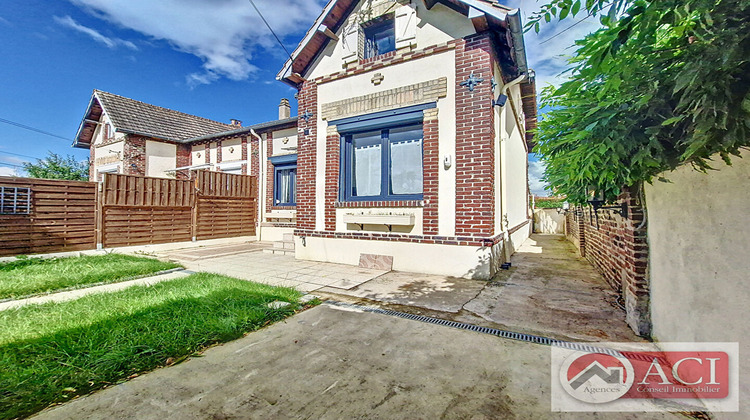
587, 186, 628, 219
556, 201, 570, 215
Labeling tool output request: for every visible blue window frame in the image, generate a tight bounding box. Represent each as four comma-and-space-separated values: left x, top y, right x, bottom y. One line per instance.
340, 124, 424, 202
331, 104, 435, 203
270, 154, 297, 206
363, 18, 395, 59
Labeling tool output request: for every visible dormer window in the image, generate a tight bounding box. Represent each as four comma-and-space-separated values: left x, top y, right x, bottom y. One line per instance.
363, 17, 395, 59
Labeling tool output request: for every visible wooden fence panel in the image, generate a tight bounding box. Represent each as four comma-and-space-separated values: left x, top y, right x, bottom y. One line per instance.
102, 206, 193, 248
0, 177, 97, 256
196, 197, 256, 240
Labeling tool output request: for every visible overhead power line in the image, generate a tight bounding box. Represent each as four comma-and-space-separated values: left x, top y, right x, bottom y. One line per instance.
0, 150, 42, 161
539, 14, 593, 45
0, 161, 24, 169
0, 117, 71, 141
248, 0, 294, 61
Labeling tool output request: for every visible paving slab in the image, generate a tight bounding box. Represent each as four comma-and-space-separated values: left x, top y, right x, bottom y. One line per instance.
160, 246, 388, 293
318, 271, 486, 313
32, 304, 680, 420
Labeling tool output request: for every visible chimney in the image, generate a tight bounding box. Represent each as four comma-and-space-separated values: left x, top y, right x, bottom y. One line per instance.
279, 98, 291, 120
230, 119, 242, 127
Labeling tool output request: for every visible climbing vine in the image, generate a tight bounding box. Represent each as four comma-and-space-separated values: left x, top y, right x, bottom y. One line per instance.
527, 0, 750, 203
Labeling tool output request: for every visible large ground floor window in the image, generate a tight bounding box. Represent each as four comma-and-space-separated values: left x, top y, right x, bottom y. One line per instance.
341, 124, 423, 201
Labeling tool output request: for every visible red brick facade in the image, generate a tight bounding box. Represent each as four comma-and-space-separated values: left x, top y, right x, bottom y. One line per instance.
565, 187, 651, 335
122, 135, 146, 176
296, 81, 318, 230
175, 144, 191, 180
265, 132, 275, 213
422, 111, 439, 236
454, 34, 495, 237
324, 130, 339, 231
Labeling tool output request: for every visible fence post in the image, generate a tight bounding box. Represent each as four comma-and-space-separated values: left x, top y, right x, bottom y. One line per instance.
191, 175, 198, 242
96, 174, 104, 250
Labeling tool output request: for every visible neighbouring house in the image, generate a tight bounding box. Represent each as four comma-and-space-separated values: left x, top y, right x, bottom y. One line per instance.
276, 0, 537, 278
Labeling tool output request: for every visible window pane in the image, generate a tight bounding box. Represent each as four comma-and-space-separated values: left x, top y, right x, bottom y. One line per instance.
389, 126, 423, 195
352, 131, 382, 196
276, 167, 296, 204
364, 19, 395, 59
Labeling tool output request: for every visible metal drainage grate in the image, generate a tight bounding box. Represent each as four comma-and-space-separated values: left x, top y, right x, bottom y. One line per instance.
324, 300, 636, 358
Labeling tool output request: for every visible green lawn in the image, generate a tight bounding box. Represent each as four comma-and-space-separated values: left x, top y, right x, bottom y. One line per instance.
0, 254, 180, 300
0, 273, 304, 420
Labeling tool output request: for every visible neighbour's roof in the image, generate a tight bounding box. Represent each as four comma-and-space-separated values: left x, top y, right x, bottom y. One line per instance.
74, 90, 234, 148
182, 116, 299, 143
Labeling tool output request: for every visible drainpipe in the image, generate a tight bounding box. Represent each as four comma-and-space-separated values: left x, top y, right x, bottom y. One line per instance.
506, 9, 528, 75
250, 129, 264, 241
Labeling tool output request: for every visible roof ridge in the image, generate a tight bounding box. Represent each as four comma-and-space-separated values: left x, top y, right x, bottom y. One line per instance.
93, 90, 234, 128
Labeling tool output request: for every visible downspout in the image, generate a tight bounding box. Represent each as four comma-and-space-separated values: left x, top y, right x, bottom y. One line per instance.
250, 129, 264, 241
506, 9, 528, 75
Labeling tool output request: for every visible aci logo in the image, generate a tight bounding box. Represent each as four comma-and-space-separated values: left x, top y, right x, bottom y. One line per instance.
551, 343, 739, 412
559, 351, 635, 403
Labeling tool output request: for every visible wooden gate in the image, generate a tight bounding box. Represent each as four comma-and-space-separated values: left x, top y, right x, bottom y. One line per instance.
100, 172, 257, 248
194, 171, 257, 240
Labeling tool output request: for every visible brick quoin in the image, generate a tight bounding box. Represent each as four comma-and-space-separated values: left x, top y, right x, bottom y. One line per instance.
454, 34, 495, 236
295, 81, 318, 230
422, 109, 439, 235
204, 143, 210, 165
241, 136, 249, 176
265, 132, 275, 213
122, 135, 146, 176
324, 128, 339, 231
175, 144, 191, 180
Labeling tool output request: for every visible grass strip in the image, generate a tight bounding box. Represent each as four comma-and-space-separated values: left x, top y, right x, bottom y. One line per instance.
0, 273, 303, 420
0, 254, 181, 300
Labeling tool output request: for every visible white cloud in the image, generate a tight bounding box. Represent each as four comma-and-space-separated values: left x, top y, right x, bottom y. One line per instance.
0, 16, 11, 26
54, 15, 138, 50
68, 0, 326, 85
0, 167, 19, 177
528, 158, 550, 197
0, 156, 28, 166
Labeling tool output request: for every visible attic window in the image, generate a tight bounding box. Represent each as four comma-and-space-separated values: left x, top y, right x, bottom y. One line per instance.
363, 17, 395, 59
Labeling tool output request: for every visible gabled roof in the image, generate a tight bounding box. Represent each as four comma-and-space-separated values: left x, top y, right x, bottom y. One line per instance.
277, 0, 538, 147
277, 0, 516, 85
73, 90, 233, 148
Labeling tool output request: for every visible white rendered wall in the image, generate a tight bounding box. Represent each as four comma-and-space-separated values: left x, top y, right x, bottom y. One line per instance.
145, 141, 177, 178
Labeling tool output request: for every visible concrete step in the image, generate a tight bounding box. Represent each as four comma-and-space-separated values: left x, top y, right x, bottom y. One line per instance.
272, 240, 295, 250
262, 248, 295, 256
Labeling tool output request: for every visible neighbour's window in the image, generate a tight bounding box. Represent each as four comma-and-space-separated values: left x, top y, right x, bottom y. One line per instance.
0, 186, 31, 215
363, 17, 395, 59
341, 124, 423, 201
274, 163, 297, 206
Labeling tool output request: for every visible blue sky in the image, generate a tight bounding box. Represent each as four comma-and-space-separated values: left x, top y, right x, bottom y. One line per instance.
0, 0, 600, 195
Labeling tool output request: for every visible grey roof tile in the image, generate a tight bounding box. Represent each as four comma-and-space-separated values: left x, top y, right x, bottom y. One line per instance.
94, 90, 233, 141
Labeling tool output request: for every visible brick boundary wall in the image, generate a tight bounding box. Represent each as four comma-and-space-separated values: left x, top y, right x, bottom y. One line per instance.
564, 187, 651, 336
454, 34, 495, 237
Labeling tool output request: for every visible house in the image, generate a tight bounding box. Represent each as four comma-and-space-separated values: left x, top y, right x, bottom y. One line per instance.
72, 91, 300, 242
275, 0, 537, 279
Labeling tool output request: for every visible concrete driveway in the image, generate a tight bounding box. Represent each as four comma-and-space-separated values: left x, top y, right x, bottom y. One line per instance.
34, 303, 680, 420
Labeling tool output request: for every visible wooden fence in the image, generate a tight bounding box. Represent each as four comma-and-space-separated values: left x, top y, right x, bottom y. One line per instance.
0, 171, 257, 256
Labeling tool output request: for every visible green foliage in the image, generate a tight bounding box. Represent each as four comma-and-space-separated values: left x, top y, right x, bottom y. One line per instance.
533, 197, 567, 208
528, 0, 750, 203
22, 152, 88, 181
0, 254, 180, 300
0, 274, 303, 419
